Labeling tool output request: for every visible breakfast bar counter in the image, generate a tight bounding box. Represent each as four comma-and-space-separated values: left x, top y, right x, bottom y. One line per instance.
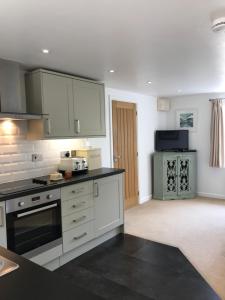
0, 246, 102, 300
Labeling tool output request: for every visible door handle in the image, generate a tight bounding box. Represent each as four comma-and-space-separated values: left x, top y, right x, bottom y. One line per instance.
0, 207, 4, 227
93, 182, 99, 197
45, 118, 51, 135
17, 203, 57, 218
75, 119, 80, 134
113, 155, 121, 163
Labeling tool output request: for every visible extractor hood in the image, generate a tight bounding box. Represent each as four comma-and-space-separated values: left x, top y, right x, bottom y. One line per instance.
0, 59, 47, 120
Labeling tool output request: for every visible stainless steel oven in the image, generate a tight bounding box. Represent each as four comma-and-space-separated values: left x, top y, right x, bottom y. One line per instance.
6, 189, 62, 257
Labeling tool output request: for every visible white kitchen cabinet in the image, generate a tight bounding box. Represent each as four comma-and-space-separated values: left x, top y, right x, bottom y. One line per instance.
0, 201, 7, 247
93, 174, 124, 237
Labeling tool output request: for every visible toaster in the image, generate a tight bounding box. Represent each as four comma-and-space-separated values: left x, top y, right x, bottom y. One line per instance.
59, 157, 88, 173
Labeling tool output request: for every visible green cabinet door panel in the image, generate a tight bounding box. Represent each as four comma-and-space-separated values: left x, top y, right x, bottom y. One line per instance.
41, 73, 74, 137
73, 79, 106, 137
153, 152, 197, 200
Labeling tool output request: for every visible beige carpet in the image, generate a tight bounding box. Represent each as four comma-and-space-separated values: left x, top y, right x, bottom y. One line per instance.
125, 198, 225, 300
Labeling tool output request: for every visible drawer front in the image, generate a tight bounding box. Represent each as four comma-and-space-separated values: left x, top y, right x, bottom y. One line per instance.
62, 194, 93, 217
62, 207, 94, 232
63, 221, 94, 253
61, 181, 93, 201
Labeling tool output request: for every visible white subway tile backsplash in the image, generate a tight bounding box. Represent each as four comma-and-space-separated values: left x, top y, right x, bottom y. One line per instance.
0, 135, 87, 184
0, 143, 34, 154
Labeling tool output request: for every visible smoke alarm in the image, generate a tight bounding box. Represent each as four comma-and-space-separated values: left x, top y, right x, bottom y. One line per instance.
212, 17, 225, 32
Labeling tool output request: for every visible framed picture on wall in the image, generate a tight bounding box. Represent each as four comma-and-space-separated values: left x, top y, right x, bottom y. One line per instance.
176, 109, 198, 132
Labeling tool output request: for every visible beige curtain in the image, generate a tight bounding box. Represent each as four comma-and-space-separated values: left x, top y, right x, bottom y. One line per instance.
209, 99, 224, 167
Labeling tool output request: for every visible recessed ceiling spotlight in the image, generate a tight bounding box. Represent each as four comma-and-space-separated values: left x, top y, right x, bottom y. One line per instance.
42, 49, 50, 54
147, 81, 152, 84
109, 69, 115, 73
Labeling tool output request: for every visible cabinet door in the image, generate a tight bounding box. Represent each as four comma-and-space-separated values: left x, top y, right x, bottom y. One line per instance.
94, 174, 124, 237
177, 155, 196, 197
42, 73, 74, 137
163, 155, 178, 198
73, 79, 106, 137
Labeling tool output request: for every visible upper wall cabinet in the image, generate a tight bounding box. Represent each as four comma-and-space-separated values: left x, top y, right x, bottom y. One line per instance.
73, 80, 105, 137
26, 69, 106, 139
26, 71, 74, 138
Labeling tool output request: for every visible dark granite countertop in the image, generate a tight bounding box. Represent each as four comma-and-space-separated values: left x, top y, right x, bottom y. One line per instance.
0, 168, 125, 201
0, 246, 103, 300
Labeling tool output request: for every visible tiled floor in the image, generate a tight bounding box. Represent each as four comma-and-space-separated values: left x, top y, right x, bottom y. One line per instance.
56, 234, 220, 300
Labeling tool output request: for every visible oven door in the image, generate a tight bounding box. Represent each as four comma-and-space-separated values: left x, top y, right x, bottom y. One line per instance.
6, 200, 62, 255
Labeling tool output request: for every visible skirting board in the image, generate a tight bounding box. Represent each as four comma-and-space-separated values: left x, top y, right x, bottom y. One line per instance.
139, 194, 152, 204
198, 192, 225, 200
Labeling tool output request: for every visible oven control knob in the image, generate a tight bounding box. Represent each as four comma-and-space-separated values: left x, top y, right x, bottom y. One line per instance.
47, 194, 53, 200
18, 201, 25, 207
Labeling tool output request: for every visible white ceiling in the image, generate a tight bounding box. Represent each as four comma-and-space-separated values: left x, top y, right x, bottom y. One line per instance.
0, 0, 225, 97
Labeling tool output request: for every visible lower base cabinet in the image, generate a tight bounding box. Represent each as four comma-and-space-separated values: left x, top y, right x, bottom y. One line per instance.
94, 174, 124, 237
55, 173, 123, 269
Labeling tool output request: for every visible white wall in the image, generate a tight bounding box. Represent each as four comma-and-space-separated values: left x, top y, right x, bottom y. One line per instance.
89, 88, 158, 204
163, 93, 225, 199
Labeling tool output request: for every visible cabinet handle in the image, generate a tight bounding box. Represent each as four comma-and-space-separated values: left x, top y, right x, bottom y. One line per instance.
0, 207, 4, 227
72, 201, 86, 209
73, 232, 87, 240
75, 119, 80, 134
72, 188, 84, 194
94, 182, 99, 197
46, 118, 51, 135
72, 216, 86, 223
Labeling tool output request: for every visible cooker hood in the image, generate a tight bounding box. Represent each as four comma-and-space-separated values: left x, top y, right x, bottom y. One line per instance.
0, 59, 46, 120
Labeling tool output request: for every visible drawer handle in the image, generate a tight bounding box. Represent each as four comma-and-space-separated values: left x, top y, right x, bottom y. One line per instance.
73, 216, 86, 223
73, 232, 87, 240
72, 201, 86, 209
72, 188, 84, 194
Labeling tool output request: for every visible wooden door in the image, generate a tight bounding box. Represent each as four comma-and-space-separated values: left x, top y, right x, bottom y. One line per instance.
112, 100, 138, 209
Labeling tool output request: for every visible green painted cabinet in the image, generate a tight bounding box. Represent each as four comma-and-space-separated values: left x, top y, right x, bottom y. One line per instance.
73, 79, 105, 137
153, 152, 197, 200
26, 69, 106, 138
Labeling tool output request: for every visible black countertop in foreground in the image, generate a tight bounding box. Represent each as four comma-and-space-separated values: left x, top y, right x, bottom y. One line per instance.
0, 246, 103, 300
0, 168, 125, 201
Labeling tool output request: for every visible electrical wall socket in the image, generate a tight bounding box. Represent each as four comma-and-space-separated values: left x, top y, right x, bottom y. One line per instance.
32, 154, 43, 162
60, 151, 70, 158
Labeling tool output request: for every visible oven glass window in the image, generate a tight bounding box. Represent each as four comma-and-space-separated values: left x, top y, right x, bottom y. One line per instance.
7, 201, 61, 255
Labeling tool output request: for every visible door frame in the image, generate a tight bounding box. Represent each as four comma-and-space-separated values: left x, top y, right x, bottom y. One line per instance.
108, 96, 139, 204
